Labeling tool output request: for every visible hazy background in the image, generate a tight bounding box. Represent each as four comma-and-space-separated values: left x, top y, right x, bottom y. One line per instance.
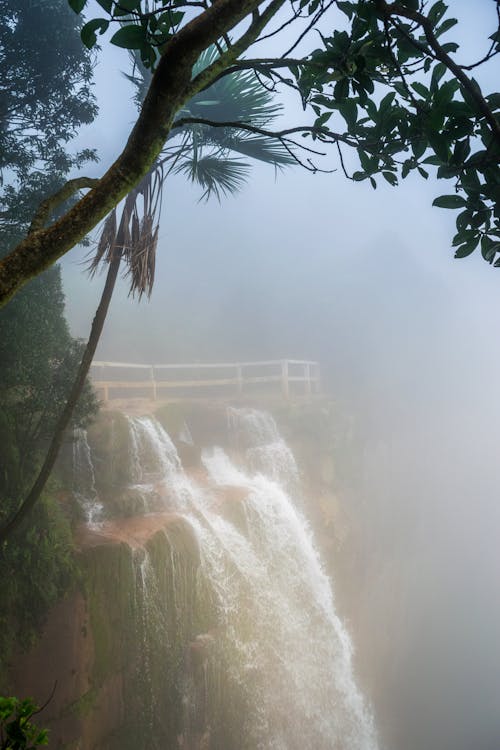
61, 3, 500, 749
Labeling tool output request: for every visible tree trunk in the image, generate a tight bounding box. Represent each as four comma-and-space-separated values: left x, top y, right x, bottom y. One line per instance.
0, 246, 122, 544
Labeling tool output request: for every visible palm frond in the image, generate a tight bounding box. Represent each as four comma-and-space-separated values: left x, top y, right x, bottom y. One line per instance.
90, 164, 163, 299
210, 131, 295, 166
88, 209, 117, 276
174, 155, 250, 201
185, 69, 283, 128
123, 49, 151, 107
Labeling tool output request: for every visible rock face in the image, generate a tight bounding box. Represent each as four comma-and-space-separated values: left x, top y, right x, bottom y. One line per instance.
6, 405, 256, 750
6, 401, 367, 750
9, 514, 204, 750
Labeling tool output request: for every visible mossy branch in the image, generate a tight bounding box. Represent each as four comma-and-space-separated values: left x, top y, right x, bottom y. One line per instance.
0, 0, 270, 308
28, 177, 99, 234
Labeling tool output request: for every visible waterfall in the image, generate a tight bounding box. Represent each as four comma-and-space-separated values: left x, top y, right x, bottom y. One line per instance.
124, 411, 379, 750
227, 406, 299, 488
126, 415, 194, 512
72, 428, 103, 526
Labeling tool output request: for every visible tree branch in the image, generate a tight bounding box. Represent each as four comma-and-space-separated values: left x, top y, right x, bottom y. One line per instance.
0, 0, 270, 308
172, 116, 359, 148
378, 0, 500, 144
185, 0, 287, 99
28, 177, 99, 234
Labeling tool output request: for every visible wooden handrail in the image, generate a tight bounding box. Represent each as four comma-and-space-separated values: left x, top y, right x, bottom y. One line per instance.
89, 359, 320, 403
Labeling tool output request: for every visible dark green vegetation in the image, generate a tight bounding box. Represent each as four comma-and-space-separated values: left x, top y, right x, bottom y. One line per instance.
0, 0, 98, 680
0, 269, 97, 502
0, 696, 48, 749
0, 0, 96, 180
0, 489, 76, 686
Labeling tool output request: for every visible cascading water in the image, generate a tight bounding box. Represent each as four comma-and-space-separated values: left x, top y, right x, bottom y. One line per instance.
124, 411, 379, 750
227, 406, 299, 488
126, 415, 192, 512
72, 428, 103, 526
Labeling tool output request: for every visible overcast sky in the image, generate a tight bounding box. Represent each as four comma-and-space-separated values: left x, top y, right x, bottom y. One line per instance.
62, 0, 500, 368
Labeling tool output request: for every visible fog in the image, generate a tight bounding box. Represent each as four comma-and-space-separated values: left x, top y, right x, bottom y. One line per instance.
57, 3, 500, 749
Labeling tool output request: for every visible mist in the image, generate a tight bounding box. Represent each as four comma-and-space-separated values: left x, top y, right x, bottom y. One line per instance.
61, 148, 500, 750
2, 0, 500, 748
63, 13, 500, 746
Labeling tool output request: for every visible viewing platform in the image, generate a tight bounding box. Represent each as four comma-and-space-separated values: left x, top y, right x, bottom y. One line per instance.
90, 359, 321, 404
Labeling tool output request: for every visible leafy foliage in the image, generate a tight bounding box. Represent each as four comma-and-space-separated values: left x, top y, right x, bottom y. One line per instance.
0, 0, 97, 182
293, 0, 500, 262
88, 43, 296, 299
129, 45, 294, 203
0, 696, 48, 749
0, 489, 77, 689
70, 0, 186, 68
0, 266, 98, 500
0, 0, 99, 502
73, 0, 500, 265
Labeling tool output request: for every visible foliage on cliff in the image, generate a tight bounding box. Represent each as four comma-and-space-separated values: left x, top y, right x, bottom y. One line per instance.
0, 267, 98, 502
0, 696, 48, 749
0, 0, 96, 183
0, 0, 97, 666
0, 490, 77, 688
0, 0, 99, 505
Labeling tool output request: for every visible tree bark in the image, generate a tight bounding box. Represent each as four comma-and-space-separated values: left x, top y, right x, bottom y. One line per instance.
0, 194, 134, 544
0, 0, 281, 308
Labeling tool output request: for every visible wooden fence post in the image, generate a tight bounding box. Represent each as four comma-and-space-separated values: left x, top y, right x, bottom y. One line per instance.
304, 362, 311, 397
281, 360, 289, 400
150, 366, 157, 400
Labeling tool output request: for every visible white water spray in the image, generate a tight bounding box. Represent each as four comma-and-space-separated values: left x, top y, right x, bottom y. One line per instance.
72, 428, 103, 526
126, 411, 379, 749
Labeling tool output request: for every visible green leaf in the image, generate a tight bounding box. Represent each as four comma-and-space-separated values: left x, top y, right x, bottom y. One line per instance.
110, 25, 148, 49
480, 236, 499, 263
452, 229, 478, 246
456, 209, 473, 231
358, 148, 376, 173
411, 82, 429, 99
430, 62, 446, 92
315, 112, 332, 127
81, 18, 109, 49
435, 17, 458, 37
334, 78, 349, 101
441, 42, 459, 54
433, 194, 467, 209
337, 1, 355, 19
68, 0, 87, 12
454, 237, 479, 258
486, 92, 500, 111
338, 99, 357, 129
428, 0, 447, 24
382, 171, 398, 186
428, 131, 450, 162
379, 92, 396, 112
412, 139, 427, 160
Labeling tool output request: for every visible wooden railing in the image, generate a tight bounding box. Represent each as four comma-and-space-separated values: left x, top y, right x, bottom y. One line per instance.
90, 359, 320, 402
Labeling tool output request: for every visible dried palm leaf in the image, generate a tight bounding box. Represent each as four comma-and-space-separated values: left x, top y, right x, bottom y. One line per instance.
88, 208, 117, 276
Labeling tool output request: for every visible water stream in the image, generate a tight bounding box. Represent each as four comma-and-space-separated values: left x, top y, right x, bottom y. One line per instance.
72, 428, 103, 526
124, 410, 379, 750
